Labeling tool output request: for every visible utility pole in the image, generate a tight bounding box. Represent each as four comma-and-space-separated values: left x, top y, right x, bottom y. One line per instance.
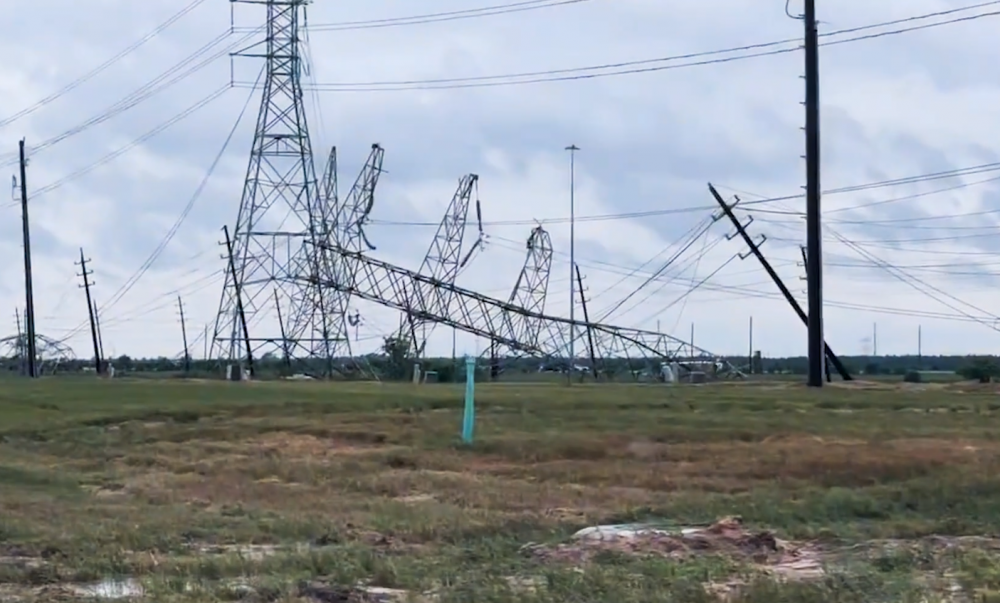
748, 316, 754, 374
272, 289, 291, 371
575, 265, 598, 379
708, 184, 852, 381
18, 139, 37, 378
917, 325, 922, 365
222, 225, 254, 377
177, 296, 191, 373
565, 144, 579, 385
14, 309, 23, 375
872, 322, 878, 356
690, 322, 695, 360
93, 297, 105, 365
75, 249, 102, 374
803, 0, 824, 387
203, 325, 209, 360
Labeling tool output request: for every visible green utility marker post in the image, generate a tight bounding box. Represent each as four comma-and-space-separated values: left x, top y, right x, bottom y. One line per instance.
461, 356, 476, 444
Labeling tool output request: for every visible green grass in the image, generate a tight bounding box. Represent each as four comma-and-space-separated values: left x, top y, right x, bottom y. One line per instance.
0, 377, 998, 600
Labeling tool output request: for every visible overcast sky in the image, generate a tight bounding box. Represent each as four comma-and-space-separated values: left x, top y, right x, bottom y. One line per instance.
0, 0, 998, 362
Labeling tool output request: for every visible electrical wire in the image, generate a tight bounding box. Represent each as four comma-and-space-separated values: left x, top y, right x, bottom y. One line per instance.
234, 7, 1000, 92
727, 188, 1000, 327
0, 0, 209, 129
607, 234, 729, 323
56, 70, 261, 341
365, 156, 1000, 231
25, 86, 230, 201
491, 230, 999, 326
594, 219, 717, 323
584, 216, 717, 301
0, 27, 261, 167
825, 227, 1000, 329
273, 0, 592, 32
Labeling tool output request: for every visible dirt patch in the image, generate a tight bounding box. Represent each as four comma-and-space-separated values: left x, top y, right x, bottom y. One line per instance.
829, 380, 896, 390
525, 517, 823, 580
253, 432, 388, 458
396, 493, 435, 504
298, 581, 434, 602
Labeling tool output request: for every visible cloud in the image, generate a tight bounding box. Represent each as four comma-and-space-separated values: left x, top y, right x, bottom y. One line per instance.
0, 0, 998, 364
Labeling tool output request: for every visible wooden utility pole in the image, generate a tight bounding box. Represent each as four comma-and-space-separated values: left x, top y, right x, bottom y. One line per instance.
272, 289, 291, 370
177, 296, 190, 373
75, 249, 102, 374
14, 309, 24, 375
93, 297, 105, 364
575, 265, 598, 379
804, 0, 824, 387
222, 225, 254, 376
18, 139, 37, 378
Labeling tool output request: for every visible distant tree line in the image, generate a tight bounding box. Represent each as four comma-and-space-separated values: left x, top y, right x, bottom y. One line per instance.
5, 341, 1000, 383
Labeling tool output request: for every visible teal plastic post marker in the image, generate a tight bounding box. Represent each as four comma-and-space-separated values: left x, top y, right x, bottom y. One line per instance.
461, 356, 476, 444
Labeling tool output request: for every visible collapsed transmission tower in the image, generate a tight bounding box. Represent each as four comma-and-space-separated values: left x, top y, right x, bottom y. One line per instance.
506, 225, 553, 351
303, 243, 731, 377
398, 174, 484, 357
211, 0, 334, 367
291, 144, 385, 364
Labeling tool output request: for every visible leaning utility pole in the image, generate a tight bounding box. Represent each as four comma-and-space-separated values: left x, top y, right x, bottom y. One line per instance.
18, 139, 37, 378
803, 0, 824, 387
708, 184, 852, 381
222, 225, 254, 377
575, 265, 599, 379
75, 249, 102, 374
177, 296, 191, 373
93, 298, 105, 365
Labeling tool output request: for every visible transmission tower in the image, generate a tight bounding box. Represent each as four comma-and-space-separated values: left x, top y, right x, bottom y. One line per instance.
507, 225, 553, 350
211, 0, 334, 367
288, 143, 384, 368
398, 174, 484, 357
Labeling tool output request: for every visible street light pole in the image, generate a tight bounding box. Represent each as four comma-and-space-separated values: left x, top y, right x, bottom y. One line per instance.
565, 144, 579, 385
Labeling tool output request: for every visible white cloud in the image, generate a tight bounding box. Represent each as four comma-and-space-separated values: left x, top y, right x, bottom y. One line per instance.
0, 0, 997, 364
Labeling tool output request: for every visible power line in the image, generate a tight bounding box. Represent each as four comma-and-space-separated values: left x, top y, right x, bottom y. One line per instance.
24, 86, 230, 202
257, 0, 591, 32
56, 72, 260, 341
0, 0, 209, 128
489, 234, 1000, 324
366, 157, 1000, 229
234, 7, 1000, 92
0, 27, 260, 167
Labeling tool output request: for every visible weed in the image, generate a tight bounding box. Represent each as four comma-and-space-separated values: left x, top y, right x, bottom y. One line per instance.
0, 377, 994, 600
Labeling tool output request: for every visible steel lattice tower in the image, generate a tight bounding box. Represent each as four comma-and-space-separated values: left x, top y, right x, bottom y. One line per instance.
211, 0, 335, 368
507, 225, 553, 349
398, 174, 483, 358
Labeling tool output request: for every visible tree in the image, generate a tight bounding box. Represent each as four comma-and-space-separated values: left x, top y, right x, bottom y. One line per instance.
381, 336, 411, 380
958, 357, 1000, 383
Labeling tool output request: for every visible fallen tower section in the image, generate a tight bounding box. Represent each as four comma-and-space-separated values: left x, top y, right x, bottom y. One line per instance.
300, 244, 732, 378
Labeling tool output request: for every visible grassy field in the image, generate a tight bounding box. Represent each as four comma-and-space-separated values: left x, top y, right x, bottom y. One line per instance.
1, 378, 1000, 601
